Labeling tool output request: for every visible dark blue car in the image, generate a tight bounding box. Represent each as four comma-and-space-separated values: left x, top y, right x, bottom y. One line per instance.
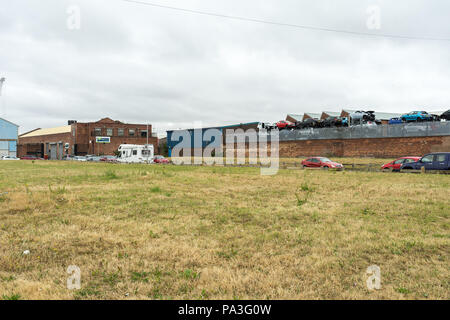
401, 152, 450, 171
388, 117, 403, 125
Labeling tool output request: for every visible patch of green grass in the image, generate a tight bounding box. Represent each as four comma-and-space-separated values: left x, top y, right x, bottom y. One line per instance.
130, 271, 151, 283
103, 170, 119, 180
148, 230, 160, 239
73, 285, 101, 299
295, 193, 308, 207
2, 293, 21, 300
150, 186, 161, 193
182, 269, 200, 280
217, 249, 238, 260
396, 287, 411, 294
1, 275, 16, 282
361, 208, 375, 215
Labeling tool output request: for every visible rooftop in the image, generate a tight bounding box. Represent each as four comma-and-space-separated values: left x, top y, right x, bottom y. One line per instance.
20, 125, 72, 138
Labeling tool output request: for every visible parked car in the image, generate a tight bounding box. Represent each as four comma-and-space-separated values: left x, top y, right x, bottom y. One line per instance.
20, 155, 43, 160
86, 155, 102, 162
349, 110, 376, 125
441, 110, 450, 121
276, 120, 295, 130
62, 155, 76, 161
388, 117, 403, 125
381, 156, 421, 172
301, 157, 344, 170
153, 155, 170, 164
401, 152, 450, 171
100, 155, 118, 163
1, 155, 20, 160
73, 156, 87, 162
400, 111, 433, 122
298, 118, 319, 129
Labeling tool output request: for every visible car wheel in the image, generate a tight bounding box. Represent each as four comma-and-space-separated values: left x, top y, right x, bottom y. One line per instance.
322, 166, 329, 170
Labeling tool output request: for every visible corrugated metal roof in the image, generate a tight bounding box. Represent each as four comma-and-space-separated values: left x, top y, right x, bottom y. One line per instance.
0, 117, 19, 127
304, 113, 321, 119
322, 111, 341, 117
20, 125, 71, 138
286, 114, 304, 121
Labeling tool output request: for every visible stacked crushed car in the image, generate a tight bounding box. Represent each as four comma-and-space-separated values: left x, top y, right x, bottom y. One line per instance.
263, 109, 449, 131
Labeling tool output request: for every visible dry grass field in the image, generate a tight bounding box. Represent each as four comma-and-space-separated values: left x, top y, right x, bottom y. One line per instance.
0, 160, 448, 300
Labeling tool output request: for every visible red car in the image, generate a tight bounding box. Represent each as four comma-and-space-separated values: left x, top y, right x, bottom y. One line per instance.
301, 157, 344, 169
153, 155, 170, 164
276, 120, 295, 130
20, 155, 43, 160
381, 156, 421, 172
100, 155, 118, 163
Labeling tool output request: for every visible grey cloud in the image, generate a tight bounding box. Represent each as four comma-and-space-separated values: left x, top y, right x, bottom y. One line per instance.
0, 0, 449, 135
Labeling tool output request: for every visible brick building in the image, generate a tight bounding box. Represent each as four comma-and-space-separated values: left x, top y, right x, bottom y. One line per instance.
18, 118, 158, 159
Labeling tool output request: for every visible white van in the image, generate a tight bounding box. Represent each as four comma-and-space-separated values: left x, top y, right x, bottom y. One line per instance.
117, 144, 154, 164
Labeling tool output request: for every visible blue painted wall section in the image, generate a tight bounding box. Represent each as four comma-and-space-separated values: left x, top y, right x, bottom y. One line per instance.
166, 122, 259, 157
0, 118, 19, 154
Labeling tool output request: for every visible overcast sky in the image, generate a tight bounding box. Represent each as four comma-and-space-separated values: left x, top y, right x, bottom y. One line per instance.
1, 0, 449, 135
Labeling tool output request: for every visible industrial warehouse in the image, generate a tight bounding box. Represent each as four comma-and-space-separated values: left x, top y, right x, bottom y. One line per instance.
17, 118, 158, 159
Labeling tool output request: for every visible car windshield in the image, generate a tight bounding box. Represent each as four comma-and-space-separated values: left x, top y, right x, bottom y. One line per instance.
319, 158, 332, 162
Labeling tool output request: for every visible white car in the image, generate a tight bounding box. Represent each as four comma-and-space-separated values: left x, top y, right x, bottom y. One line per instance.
1, 156, 20, 160
73, 156, 87, 162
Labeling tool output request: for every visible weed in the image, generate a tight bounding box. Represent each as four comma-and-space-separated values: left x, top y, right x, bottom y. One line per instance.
2, 293, 21, 300
103, 170, 118, 180
150, 186, 161, 193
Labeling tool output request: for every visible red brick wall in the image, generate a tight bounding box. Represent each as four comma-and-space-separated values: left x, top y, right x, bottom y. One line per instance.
278, 136, 450, 158
18, 132, 73, 157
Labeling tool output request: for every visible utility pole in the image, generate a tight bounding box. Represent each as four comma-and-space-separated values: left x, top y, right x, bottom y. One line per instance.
146, 123, 149, 163
0, 78, 5, 116
0, 78, 5, 96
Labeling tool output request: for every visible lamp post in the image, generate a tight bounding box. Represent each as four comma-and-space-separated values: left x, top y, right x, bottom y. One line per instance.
146, 123, 149, 163
0, 77, 5, 96
0, 78, 5, 116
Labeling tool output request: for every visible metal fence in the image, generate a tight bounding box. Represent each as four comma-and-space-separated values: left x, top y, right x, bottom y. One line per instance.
277, 122, 450, 141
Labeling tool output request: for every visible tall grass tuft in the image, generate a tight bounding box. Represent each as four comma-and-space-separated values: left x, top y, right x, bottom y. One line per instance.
103, 170, 119, 180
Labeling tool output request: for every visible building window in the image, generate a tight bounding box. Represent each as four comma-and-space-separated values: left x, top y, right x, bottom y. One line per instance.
129, 129, 135, 136
106, 128, 113, 136
141, 130, 148, 138
94, 128, 102, 136
118, 128, 124, 136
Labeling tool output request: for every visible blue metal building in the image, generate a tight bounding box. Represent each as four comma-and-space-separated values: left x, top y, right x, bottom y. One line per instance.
166, 122, 260, 157
0, 117, 19, 157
